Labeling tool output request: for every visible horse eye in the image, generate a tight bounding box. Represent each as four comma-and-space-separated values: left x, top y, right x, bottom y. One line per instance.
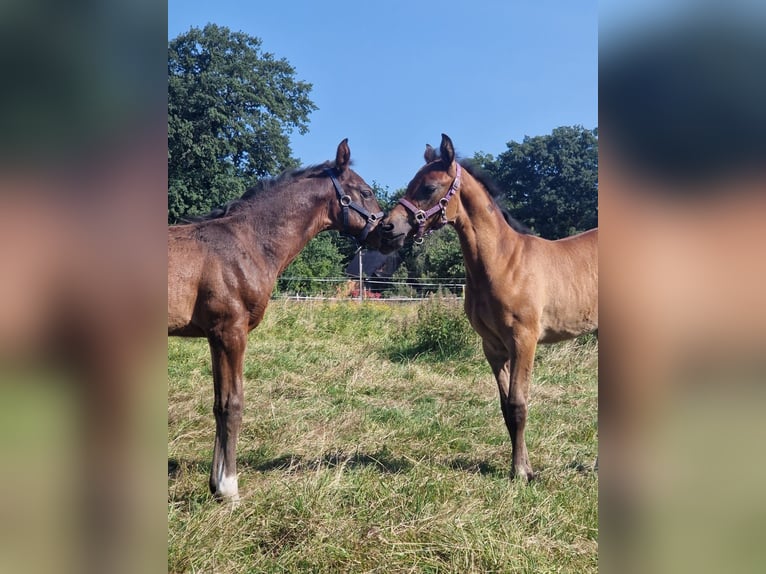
420, 185, 437, 196
361, 189, 373, 198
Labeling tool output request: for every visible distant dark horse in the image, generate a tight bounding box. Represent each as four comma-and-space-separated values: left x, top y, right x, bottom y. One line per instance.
379, 134, 597, 480
168, 139, 383, 501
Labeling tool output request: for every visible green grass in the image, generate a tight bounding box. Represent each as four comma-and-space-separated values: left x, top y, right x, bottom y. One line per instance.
168, 300, 598, 573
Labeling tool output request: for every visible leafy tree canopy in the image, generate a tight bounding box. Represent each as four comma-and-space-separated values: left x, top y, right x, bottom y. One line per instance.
278, 232, 345, 295
168, 24, 317, 222
476, 125, 598, 239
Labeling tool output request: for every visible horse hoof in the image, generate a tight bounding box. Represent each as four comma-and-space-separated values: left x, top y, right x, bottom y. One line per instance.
213, 491, 241, 507
511, 466, 535, 482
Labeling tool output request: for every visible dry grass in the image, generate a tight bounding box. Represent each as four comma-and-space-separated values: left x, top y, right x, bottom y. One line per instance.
168, 300, 598, 573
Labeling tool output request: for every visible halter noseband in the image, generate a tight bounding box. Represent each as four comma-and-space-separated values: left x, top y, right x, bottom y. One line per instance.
325, 167, 384, 245
398, 163, 462, 244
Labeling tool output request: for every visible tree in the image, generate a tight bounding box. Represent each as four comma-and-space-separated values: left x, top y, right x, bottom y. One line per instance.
412, 228, 465, 281
277, 232, 345, 295
477, 126, 598, 239
384, 223, 464, 297
168, 24, 317, 222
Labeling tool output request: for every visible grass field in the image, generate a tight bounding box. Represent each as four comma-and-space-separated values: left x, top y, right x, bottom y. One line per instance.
168, 299, 598, 573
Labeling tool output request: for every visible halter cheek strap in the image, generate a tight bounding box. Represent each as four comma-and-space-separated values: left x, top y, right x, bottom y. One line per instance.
398, 163, 462, 243
325, 168, 384, 244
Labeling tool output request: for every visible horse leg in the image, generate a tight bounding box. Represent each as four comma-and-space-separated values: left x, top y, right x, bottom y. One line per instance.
483, 338, 530, 481
506, 328, 538, 481
207, 325, 246, 502
484, 330, 537, 481
482, 338, 512, 427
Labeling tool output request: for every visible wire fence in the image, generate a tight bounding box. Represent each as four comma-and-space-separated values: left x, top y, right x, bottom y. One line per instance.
273, 276, 466, 301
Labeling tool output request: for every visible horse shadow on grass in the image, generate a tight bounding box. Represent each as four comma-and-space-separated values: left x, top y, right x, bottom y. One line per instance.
168, 450, 414, 506
444, 456, 503, 476
245, 448, 414, 474
168, 448, 414, 483
169, 449, 507, 484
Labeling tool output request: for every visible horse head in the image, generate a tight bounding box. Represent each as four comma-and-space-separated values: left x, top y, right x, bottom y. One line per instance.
325, 139, 384, 248
379, 134, 461, 253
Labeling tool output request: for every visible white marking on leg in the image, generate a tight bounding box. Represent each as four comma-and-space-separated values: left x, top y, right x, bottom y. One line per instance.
216, 459, 225, 485
218, 472, 239, 502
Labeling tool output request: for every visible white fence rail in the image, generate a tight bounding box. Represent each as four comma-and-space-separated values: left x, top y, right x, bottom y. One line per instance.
273, 276, 465, 301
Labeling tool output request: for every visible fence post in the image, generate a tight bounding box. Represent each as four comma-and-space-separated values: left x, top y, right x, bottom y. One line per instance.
358, 249, 364, 302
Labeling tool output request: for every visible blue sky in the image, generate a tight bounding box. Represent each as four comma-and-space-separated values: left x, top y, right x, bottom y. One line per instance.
168, 0, 597, 193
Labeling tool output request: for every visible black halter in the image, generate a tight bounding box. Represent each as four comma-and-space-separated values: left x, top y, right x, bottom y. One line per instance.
325, 168, 384, 244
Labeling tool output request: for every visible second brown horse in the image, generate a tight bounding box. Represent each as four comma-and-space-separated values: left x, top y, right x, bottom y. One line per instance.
379, 134, 597, 480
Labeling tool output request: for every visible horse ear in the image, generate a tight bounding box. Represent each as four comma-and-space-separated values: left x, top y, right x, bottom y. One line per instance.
440, 133, 455, 166
335, 138, 350, 172
424, 144, 438, 163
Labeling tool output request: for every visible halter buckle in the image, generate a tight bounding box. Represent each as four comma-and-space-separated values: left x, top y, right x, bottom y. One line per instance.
414, 210, 427, 224
340, 195, 352, 206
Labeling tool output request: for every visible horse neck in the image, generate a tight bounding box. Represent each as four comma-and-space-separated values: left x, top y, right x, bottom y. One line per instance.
452, 173, 522, 280
236, 178, 332, 274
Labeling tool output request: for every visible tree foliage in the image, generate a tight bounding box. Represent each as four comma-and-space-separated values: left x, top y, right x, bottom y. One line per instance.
168, 24, 316, 222
405, 228, 465, 281
378, 223, 465, 297
476, 125, 598, 239
277, 233, 346, 295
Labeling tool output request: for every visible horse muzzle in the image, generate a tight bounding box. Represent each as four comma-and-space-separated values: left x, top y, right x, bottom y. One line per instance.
378, 216, 411, 254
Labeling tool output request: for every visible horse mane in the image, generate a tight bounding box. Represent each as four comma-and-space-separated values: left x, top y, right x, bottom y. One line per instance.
179, 162, 334, 223
457, 159, 532, 235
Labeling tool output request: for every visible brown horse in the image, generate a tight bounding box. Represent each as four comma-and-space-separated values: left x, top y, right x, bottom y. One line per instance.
168, 139, 383, 501
379, 134, 597, 480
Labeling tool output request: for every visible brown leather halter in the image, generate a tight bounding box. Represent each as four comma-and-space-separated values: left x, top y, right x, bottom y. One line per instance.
397, 163, 462, 244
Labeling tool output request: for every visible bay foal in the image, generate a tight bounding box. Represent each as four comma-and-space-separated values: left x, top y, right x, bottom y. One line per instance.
380, 134, 597, 480
168, 140, 382, 500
